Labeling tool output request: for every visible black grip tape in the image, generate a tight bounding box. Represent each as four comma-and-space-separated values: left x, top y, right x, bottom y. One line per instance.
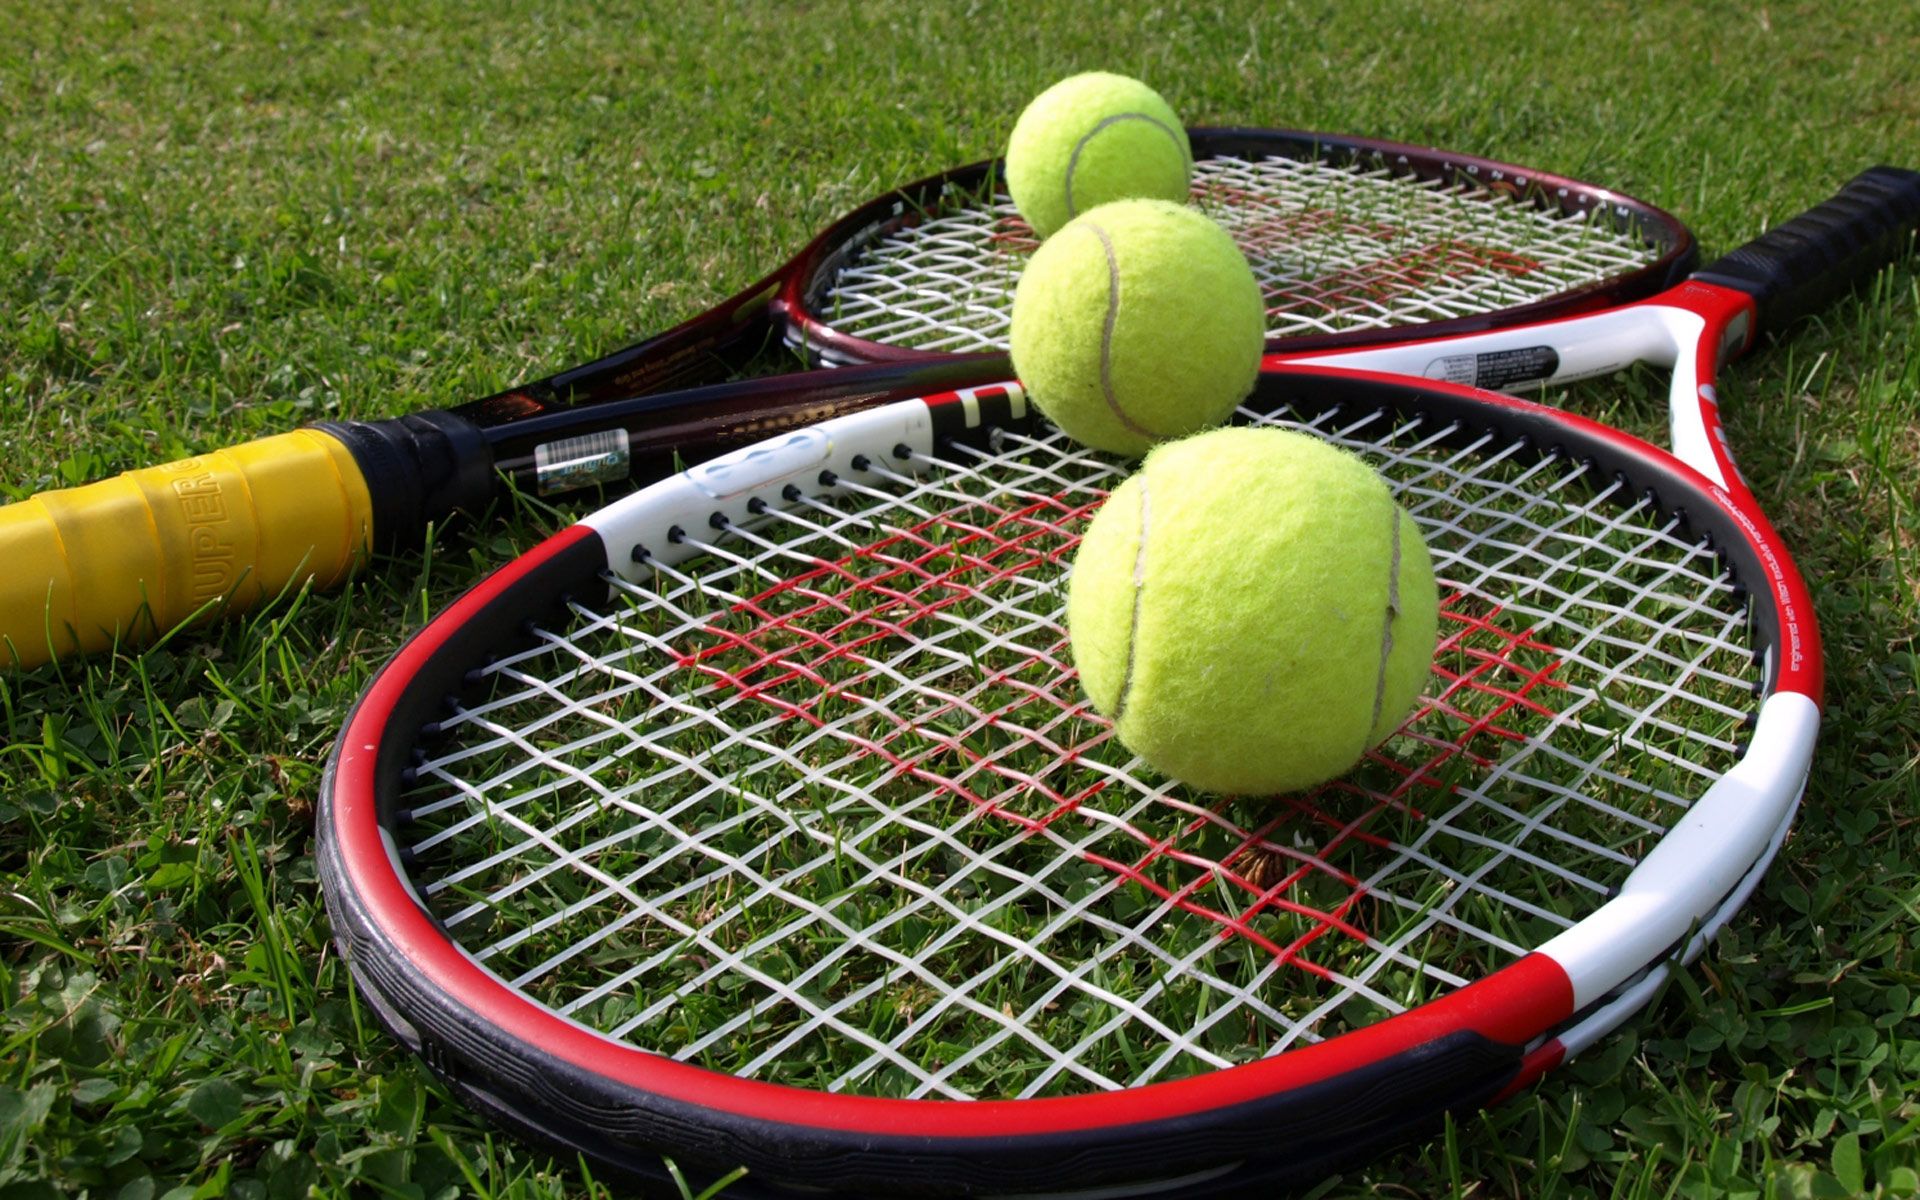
1692, 165, 1920, 334
314, 411, 495, 552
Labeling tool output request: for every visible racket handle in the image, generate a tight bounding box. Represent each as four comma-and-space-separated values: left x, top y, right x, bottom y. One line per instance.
1693, 165, 1920, 334
0, 431, 375, 670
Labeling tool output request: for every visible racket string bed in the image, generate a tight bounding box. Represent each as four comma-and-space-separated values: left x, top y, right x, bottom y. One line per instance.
818, 155, 1666, 352
388, 401, 1761, 1105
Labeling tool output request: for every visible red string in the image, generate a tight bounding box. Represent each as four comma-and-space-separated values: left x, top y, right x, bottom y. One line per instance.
679, 493, 1568, 985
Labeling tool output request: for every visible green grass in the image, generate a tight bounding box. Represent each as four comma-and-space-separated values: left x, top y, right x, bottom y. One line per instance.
2, 2, 1918, 1198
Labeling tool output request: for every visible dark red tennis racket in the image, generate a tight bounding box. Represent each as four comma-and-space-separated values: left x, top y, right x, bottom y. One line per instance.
2, 128, 1692, 670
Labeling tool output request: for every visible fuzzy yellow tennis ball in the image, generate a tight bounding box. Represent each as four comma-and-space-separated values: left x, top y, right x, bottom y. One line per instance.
1010, 199, 1264, 457
1006, 72, 1193, 240
1068, 427, 1439, 796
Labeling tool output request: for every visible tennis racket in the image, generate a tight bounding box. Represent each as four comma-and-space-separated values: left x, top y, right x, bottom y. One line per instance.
318, 165, 1920, 1196
0, 127, 1701, 671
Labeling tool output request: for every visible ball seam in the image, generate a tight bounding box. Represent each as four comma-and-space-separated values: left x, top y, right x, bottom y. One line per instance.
1110, 476, 1152, 723
1062, 111, 1188, 221
1084, 220, 1154, 440
1369, 506, 1406, 738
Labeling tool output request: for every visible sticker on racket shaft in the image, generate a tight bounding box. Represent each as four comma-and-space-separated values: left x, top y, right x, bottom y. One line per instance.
318, 168, 1916, 1195
1, 127, 1694, 670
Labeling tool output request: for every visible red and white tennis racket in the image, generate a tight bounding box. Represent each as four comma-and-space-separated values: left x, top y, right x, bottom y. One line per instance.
318, 164, 1918, 1195
2, 128, 1693, 670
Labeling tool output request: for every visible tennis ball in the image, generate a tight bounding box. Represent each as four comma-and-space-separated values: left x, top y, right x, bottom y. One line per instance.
1010, 199, 1264, 457
1068, 427, 1439, 796
1007, 72, 1192, 240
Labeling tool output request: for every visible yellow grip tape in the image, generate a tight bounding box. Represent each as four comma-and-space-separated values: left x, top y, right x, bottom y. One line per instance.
0, 429, 374, 670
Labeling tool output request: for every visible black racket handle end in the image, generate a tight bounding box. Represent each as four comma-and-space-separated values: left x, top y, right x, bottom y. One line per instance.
315, 412, 496, 553
1693, 165, 1920, 334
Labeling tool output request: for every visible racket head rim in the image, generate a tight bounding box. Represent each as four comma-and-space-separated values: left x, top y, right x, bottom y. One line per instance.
780, 127, 1702, 366
317, 368, 1817, 1191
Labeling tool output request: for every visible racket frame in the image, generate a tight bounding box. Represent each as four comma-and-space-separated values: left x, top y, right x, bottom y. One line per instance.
320, 352, 1819, 1193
